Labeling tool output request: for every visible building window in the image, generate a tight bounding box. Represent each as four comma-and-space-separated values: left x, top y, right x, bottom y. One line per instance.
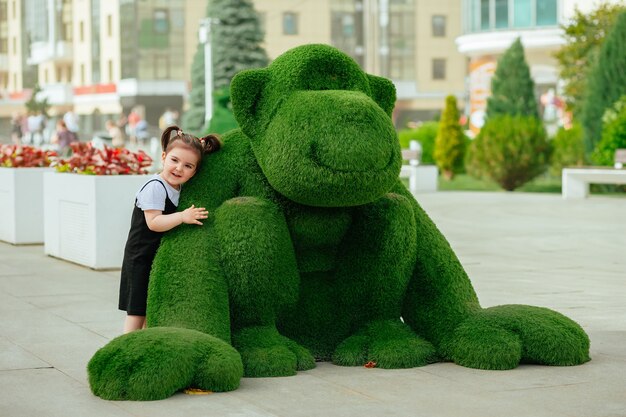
536, 0, 557, 26
108, 59, 113, 82
154, 9, 169, 34
107, 14, 112, 37
480, 0, 490, 30
432, 58, 446, 80
44, 68, 48, 84
80, 21, 84, 42
514, 0, 532, 27
0, 2, 7, 21
80, 63, 85, 85
283, 12, 298, 35
12, 0, 15, 19
432, 15, 446, 37
0, 39, 7, 54
495, 0, 508, 28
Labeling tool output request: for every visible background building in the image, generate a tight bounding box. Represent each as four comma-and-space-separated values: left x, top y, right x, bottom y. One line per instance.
457, 0, 625, 134
255, 0, 466, 128
0, 0, 470, 137
0, 0, 204, 135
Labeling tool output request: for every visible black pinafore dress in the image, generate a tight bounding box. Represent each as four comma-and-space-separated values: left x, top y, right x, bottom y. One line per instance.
118, 179, 177, 315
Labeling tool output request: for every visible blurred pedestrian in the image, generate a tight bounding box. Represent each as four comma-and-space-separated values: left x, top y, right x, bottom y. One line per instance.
50, 120, 78, 156
106, 119, 125, 148
10, 113, 24, 144
27, 112, 46, 146
63, 110, 79, 133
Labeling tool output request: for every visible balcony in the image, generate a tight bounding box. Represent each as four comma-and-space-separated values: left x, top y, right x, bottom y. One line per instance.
39, 83, 74, 106
27, 41, 74, 66
456, 27, 564, 56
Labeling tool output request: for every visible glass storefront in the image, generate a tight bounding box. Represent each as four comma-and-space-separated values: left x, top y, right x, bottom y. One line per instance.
464, 0, 558, 33
119, 0, 185, 80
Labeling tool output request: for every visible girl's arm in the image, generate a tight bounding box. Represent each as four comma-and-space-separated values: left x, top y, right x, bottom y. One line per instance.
144, 205, 208, 232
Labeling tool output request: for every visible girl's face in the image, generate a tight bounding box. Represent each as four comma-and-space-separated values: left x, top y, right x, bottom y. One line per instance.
160, 146, 200, 189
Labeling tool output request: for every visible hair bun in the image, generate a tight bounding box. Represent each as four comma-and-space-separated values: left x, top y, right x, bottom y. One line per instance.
201, 134, 222, 154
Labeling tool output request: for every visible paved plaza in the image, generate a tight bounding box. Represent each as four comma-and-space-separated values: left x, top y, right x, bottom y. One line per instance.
0, 191, 625, 417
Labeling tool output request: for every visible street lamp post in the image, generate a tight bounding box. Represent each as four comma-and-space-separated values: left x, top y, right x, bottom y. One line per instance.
198, 18, 216, 127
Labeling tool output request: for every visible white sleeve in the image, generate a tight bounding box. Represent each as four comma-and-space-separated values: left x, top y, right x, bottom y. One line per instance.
136, 181, 167, 211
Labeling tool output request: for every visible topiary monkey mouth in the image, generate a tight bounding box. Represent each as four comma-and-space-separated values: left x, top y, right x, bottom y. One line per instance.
308, 141, 396, 174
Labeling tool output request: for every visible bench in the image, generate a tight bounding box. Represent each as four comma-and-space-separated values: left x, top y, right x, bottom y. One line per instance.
562, 149, 626, 199
400, 149, 438, 193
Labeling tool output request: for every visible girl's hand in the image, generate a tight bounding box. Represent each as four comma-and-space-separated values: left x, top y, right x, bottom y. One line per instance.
181, 204, 208, 225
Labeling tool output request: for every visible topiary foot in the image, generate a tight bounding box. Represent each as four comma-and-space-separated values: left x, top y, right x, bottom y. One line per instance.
442, 305, 591, 370
232, 326, 315, 377
333, 320, 437, 368
87, 327, 243, 400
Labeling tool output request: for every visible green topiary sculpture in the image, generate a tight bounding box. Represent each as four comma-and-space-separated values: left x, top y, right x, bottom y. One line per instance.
88, 44, 590, 401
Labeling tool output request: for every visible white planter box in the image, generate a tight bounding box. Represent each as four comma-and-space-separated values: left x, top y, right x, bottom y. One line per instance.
400, 165, 439, 193
0, 167, 52, 244
43, 172, 150, 269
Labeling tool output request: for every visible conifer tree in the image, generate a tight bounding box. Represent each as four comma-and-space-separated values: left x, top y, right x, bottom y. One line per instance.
486, 38, 538, 120
434, 95, 466, 180
581, 10, 626, 154
182, 0, 268, 135
211, 0, 269, 90
554, 3, 625, 116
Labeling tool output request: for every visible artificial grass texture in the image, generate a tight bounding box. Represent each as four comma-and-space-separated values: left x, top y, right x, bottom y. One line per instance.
88, 44, 591, 401
87, 327, 243, 400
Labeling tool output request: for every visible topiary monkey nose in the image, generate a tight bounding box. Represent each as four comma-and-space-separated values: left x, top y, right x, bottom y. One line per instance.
306, 92, 397, 173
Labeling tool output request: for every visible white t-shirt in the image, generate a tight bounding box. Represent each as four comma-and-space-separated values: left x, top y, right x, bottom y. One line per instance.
135, 174, 180, 211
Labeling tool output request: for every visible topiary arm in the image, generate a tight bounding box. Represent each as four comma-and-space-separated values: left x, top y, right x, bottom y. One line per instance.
393, 181, 482, 348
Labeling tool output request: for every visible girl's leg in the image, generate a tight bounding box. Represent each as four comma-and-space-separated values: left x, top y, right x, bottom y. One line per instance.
124, 315, 146, 333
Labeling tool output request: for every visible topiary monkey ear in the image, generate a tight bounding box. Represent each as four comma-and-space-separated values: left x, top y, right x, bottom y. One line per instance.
230, 68, 270, 137
367, 74, 396, 117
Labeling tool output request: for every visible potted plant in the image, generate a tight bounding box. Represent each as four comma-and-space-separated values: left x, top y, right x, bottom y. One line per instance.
0, 145, 57, 244
44, 143, 152, 269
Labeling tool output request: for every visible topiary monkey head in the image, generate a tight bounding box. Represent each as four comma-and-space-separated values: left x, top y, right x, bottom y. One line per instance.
231, 44, 401, 207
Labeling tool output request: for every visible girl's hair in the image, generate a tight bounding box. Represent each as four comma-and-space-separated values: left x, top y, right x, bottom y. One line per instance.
160, 125, 221, 164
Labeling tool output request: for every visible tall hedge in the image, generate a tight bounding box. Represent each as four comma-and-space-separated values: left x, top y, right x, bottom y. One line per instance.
581, 10, 626, 154
434, 96, 466, 179
591, 96, 626, 166
486, 38, 538, 120
466, 116, 549, 191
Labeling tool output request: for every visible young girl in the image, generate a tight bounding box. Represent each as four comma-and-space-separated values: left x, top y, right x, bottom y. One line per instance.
118, 125, 221, 333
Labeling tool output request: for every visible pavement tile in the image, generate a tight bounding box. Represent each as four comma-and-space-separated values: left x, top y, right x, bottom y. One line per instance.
0, 192, 625, 417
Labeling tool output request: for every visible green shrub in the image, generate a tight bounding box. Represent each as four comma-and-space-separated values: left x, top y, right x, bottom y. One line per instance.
581, 10, 626, 154
466, 115, 549, 191
434, 95, 466, 179
592, 96, 626, 165
486, 38, 538, 120
397, 121, 438, 164
550, 123, 585, 176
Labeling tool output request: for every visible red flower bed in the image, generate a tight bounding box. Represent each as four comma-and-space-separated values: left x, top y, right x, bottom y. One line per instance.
54, 142, 152, 175
0, 144, 58, 168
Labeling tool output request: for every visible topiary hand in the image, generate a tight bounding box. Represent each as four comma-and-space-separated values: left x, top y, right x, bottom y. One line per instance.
441, 305, 590, 370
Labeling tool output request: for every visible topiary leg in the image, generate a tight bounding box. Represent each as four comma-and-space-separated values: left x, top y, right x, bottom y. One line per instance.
333, 320, 437, 368
330, 193, 436, 368
214, 197, 314, 376
87, 327, 243, 401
